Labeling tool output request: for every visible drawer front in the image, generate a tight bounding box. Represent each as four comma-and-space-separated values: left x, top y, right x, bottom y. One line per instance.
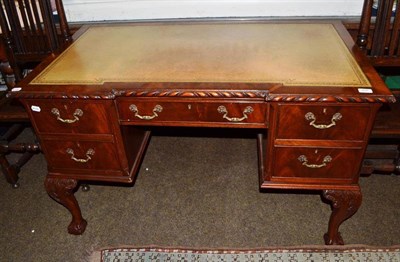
118, 100, 197, 122
200, 102, 266, 125
275, 104, 371, 140
25, 99, 112, 134
41, 139, 121, 171
271, 147, 363, 182
117, 99, 267, 126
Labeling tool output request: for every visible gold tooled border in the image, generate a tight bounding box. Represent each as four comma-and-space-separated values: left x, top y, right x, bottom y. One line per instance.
31, 23, 371, 87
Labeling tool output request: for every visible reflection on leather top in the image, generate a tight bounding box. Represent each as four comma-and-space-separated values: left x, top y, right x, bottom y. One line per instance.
31, 23, 371, 87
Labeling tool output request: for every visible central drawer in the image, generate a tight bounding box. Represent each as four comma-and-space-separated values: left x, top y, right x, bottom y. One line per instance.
117, 98, 268, 127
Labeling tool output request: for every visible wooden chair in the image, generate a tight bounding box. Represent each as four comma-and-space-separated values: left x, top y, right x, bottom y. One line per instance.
0, 0, 71, 187
357, 0, 400, 175
357, 0, 400, 67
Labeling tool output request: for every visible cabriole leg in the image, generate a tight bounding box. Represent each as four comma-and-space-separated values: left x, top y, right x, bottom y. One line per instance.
44, 177, 87, 235
322, 189, 362, 245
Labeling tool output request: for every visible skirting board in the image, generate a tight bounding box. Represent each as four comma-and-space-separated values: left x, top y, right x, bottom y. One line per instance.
63, 0, 364, 22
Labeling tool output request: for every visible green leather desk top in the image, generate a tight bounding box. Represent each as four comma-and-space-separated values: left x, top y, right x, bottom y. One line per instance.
31, 23, 371, 87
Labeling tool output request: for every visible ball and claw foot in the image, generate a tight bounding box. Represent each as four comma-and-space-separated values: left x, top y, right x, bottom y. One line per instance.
324, 232, 344, 245
322, 189, 362, 245
68, 219, 88, 235
44, 177, 88, 235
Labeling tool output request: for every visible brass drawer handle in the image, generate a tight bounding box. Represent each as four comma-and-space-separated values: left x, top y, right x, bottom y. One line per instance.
66, 148, 95, 163
129, 104, 163, 120
217, 106, 254, 122
298, 155, 332, 169
51, 108, 83, 124
305, 112, 342, 129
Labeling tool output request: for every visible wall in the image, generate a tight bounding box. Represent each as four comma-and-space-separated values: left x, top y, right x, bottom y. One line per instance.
62, 0, 365, 22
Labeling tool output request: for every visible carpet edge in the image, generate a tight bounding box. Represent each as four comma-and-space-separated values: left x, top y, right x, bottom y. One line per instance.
96, 244, 400, 253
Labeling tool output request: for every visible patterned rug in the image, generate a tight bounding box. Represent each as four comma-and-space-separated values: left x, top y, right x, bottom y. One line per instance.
90, 245, 400, 262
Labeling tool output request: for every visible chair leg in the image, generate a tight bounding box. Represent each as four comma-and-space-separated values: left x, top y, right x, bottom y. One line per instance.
1, 124, 24, 141
14, 151, 35, 169
0, 140, 40, 188
0, 61, 16, 89
81, 184, 90, 192
0, 153, 20, 188
395, 145, 400, 174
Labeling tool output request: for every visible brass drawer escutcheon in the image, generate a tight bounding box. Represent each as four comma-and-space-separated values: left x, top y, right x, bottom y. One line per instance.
298, 155, 332, 169
217, 105, 254, 122
305, 112, 342, 129
51, 108, 83, 124
129, 104, 163, 120
66, 148, 95, 163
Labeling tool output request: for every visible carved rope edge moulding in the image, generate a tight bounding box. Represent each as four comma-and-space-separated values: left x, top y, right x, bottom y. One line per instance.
266, 94, 396, 103
8, 89, 395, 103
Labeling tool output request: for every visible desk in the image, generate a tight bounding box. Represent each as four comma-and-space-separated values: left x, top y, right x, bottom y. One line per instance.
11, 21, 394, 245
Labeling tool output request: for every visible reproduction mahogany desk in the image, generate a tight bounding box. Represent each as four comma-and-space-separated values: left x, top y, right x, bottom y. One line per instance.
10, 21, 394, 245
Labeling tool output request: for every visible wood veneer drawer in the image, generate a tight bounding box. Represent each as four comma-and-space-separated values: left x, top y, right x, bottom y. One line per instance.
275, 104, 372, 140
271, 146, 363, 182
25, 99, 113, 134
117, 99, 267, 127
40, 139, 121, 171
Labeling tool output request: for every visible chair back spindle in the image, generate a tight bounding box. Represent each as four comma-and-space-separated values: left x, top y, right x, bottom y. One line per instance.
358, 0, 400, 66
0, 0, 71, 84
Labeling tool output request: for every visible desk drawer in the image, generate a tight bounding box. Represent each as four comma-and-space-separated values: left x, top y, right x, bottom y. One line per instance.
271, 146, 362, 182
40, 139, 121, 171
275, 104, 371, 140
117, 99, 267, 126
25, 99, 113, 134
